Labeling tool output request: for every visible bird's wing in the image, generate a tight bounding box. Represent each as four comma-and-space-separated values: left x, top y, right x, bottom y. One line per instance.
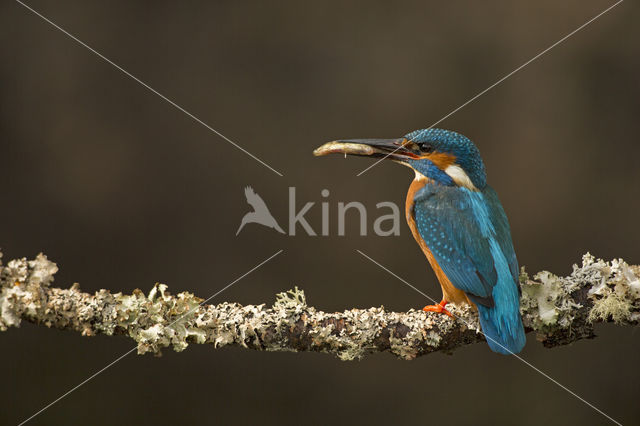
244, 186, 269, 212
412, 184, 514, 306
482, 186, 519, 286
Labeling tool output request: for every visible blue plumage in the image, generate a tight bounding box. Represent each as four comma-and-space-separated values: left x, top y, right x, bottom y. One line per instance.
406, 129, 526, 354
405, 128, 487, 188
413, 184, 525, 354
316, 127, 526, 354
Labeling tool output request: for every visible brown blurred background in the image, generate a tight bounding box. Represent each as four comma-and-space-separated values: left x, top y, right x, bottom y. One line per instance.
1, 1, 639, 425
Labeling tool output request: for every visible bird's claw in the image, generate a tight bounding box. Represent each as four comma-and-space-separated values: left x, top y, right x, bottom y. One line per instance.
423, 299, 454, 318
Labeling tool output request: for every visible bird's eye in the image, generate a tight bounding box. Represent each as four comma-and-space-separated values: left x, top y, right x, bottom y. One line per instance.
419, 143, 434, 153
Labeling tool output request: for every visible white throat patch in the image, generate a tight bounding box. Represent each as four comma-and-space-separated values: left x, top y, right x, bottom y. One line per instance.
445, 165, 478, 191
414, 169, 428, 181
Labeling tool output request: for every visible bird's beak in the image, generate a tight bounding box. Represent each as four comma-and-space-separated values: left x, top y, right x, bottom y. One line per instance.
313, 138, 420, 161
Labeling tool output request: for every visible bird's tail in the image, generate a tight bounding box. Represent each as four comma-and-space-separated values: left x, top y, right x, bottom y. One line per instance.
476, 303, 526, 355
235, 216, 249, 236
272, 222, 286, 234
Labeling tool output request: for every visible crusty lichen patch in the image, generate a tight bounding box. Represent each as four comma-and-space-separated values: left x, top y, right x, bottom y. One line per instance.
273, 286, 306, 311
521, 269, 581, 329
520, 253, 640, 346
589, 292, 631, 324
585, 257, 639, 324
0, 253, 59, 330
1, 251, 639, 359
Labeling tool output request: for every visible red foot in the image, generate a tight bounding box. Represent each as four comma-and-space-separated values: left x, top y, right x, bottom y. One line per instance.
423, 299, 454, 318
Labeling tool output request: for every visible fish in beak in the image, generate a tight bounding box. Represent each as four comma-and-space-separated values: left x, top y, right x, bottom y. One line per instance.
313, 138, 420, 162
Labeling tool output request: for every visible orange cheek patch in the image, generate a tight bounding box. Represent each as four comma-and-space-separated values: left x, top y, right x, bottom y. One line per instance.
420, 152, 457, 169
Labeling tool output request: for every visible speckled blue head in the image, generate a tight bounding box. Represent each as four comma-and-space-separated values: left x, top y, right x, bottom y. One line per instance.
404, 128, 487, 189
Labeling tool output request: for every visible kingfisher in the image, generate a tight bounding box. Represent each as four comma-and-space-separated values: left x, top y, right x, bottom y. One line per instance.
313, 128, 526, 354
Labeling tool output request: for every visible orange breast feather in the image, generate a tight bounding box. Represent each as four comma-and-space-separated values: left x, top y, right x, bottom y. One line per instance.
405, 178, 471, 306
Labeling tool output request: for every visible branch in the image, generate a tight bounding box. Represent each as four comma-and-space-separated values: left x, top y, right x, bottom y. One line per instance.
1, 251, 639, 360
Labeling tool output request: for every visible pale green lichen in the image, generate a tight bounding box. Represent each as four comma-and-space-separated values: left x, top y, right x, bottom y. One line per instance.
589, 292, 631, 323
332, 308, 385, 361
522, 271, 559, 326
519, 266, 529, 284
585, 257, 638, 324
426, 330, 441, 347
132, 283, 204, 354
0, 253, 59, 330
521, 254, 592, 330
2, 250, 639, 359
273, 286, 306, 310
521, 253, 640, 334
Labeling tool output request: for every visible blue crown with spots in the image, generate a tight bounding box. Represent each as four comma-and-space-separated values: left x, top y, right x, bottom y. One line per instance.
405, 128, 487, 189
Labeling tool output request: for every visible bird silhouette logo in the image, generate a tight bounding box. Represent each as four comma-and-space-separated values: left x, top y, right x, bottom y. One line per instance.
236, 186, 285, 235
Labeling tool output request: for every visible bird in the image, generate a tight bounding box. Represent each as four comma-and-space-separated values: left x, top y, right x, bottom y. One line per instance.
313, 128, 526, 354
236, 186, 285, 235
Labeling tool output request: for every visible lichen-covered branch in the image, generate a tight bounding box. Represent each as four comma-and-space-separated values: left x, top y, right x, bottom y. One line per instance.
1, 251, 639, 360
